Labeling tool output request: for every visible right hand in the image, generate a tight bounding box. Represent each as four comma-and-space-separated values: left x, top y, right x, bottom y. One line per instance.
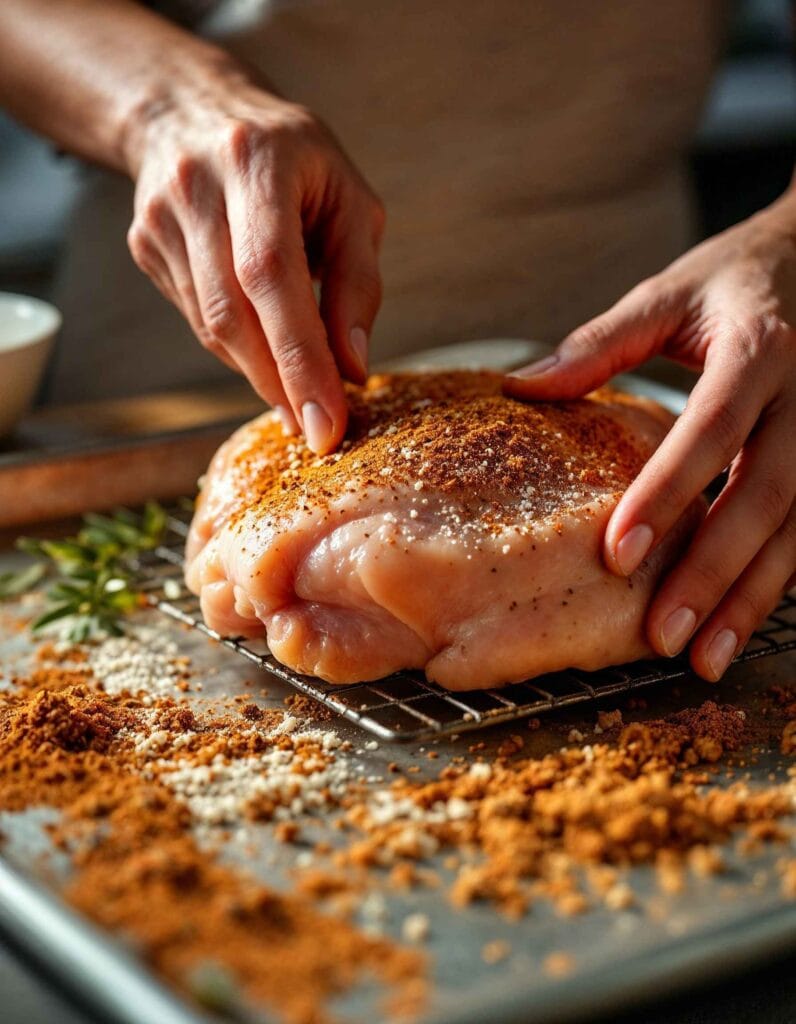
125, 70, 385, 453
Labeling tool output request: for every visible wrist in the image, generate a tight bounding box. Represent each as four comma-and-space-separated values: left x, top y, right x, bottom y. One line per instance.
117, 42, 252, 176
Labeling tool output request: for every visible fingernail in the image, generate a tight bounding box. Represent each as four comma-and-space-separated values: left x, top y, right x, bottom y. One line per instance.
274, 405, 297, 436
706, 628, 738, 680
614, 523, 654, 576
659, 606, 697, 657
302, 401, 334, 454
349, 326, 368, 379
507, 353, 559, 380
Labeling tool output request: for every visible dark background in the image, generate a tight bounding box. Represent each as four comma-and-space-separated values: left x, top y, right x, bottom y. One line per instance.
0, 1, 794, 1022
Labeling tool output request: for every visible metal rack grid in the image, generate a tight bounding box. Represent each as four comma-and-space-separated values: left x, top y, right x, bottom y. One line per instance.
136, 509, 796, 742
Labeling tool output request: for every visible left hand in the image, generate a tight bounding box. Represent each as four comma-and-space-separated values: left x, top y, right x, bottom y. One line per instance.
505, 188, 796, 681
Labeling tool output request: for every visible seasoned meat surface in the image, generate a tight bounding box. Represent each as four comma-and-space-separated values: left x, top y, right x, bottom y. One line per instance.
185, 371, 701, 688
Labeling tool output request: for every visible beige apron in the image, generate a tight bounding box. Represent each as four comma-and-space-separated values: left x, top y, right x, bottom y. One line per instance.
48, 0, 727, 402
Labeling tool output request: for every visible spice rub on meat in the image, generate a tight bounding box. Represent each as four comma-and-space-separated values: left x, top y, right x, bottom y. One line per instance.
185, 371, 702, 688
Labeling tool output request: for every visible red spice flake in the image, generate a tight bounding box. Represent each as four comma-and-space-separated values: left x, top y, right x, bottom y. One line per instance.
496, 734, 525, 759
596, 709, 623, 732
275, 821, 300, 844
205, 371, 660, 540
241, 703, 264, 721
285, 694, 335, 722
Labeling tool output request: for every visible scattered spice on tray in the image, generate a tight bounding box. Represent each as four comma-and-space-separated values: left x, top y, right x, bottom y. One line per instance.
339, 701, 794, 918
0, 648, 425, 1024
1, 622, 795, 1022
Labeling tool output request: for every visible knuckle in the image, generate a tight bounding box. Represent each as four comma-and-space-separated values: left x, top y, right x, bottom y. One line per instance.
687, 556, 729, 603
223, 118, 264, 172
171, 275, 195, 311
729, 585, 766, 630
272, 334, 315, 382
168, 154, 200, 206
202, 292, 239, 343
627, 275, 660, 309
274, 103, 322, 142
719, 315, 775, 367
646, 465, 689, 518
237, 242, 290, 297
778, 506, 796, 549
126, 224, 147, 265
698, 398, 744, 464
222, 106, 322, 175
568, 319, 610, 355
264, 107, 321, 156
755, 474, 791, 529
140, 196, 168, 236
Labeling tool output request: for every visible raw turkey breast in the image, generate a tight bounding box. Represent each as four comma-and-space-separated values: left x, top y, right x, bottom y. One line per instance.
185, 372, 701, 689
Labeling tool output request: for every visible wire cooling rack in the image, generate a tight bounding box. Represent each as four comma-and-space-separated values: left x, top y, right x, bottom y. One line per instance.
135, 508, 796, 742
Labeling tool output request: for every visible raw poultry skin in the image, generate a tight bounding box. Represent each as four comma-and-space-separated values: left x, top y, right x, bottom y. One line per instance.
186, 372, 702, 689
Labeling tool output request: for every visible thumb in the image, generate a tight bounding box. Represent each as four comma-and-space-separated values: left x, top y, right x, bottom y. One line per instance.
504, 279, 683, 400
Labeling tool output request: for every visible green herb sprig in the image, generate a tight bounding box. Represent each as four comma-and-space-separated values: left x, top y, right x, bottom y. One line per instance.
2, 502, 168, 643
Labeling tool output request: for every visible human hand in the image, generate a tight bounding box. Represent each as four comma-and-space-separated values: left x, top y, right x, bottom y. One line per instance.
505, 191, 796, 680
126, 67, 385, 453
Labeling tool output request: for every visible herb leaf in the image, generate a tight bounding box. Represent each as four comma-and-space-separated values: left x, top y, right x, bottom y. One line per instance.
12, 503, 168, 641
32, 603, 79, 631
0, 562, 47, 599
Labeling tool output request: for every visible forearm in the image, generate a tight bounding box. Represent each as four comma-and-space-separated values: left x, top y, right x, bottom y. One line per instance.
1, 0, 384, 453
0, 0, 244, 174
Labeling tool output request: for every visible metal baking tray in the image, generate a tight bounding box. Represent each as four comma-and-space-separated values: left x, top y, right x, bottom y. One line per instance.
1, 608, 795, 1024
1, 542, 795, 1024
1, 355, 794, 1024
139, 507, 796, 742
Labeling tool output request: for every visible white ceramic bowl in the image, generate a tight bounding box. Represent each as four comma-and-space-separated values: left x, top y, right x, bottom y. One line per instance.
0, 292, 61, 438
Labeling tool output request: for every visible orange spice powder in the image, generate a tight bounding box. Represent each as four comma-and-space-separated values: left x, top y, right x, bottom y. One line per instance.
0, 664, 425, 1024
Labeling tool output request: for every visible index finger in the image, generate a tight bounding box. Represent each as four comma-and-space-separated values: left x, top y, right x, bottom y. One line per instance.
604, 339, 773, 577
226, 179, 348, 455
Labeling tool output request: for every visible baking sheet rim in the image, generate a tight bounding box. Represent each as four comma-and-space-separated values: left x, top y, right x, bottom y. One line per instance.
1, 849, 795, 1024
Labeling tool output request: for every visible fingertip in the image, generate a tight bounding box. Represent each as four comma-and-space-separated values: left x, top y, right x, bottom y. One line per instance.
503, 378, 580, 402
503, 357, 607, 402
301, 401, 335, 455
300, 381, 349, 455
613, 523, 655, 577
689, 627, 739, 682
503, 354, 573, 400
506, 353, 560, 382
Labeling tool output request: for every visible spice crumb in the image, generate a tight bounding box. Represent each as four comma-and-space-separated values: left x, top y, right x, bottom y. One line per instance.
543, 952, 575, 977
401, 913, 431, 944
481, 939, 512, 964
